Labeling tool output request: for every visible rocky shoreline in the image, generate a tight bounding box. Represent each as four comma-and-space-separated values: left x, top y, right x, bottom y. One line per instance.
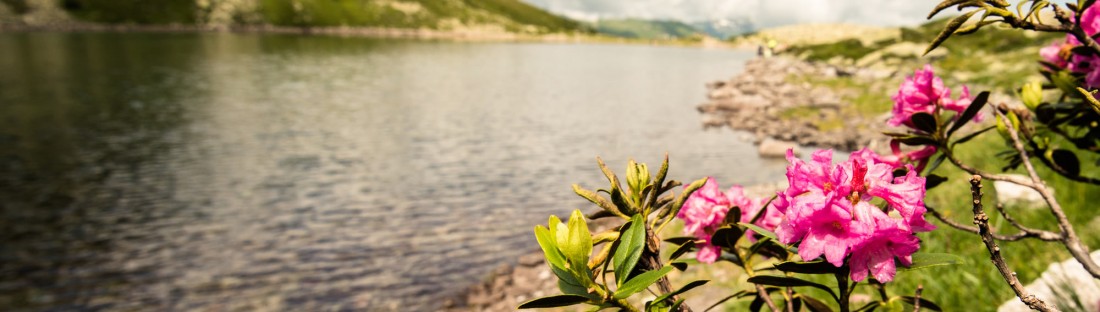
697, 56, 895, 153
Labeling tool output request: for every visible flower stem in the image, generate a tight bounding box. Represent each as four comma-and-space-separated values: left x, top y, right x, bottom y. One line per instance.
835, 267, 851, 312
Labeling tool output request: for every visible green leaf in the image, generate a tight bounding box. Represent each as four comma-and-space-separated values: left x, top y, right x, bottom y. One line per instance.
927, 0, 976, 19
710, 226, 744, 249
801, 295, 834, 312
703, 291, 752, 312
854, 301, 881, 312
739, 222, 779, 242
895, 135, 938, 146
562, 210, 593, 276
668, 240, 696, 261
574, 184, 626, 218
925, 10, 979, 55
517, 294, 591, 309
924, 152, 947, 175
901, 252, 965, 271
746, 276, 837, 302
664, 236, 695, 246
652, 280, 709, 306
900, 296, 943, 311
534, 226, 565, 268
925, 174, 948, 190
948, 91, 990, 135
950, 125, 995, 146
614, 266, 674, 299
910, 112, 938, 133
667, 178, 707, 225
614, 214, 647, 286
1051, 149, 1081, 176
773, 260, 839, 275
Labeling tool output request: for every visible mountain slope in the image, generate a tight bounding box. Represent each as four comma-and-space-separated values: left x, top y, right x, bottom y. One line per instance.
6, 0, 589, 34
591, 18, 699, 40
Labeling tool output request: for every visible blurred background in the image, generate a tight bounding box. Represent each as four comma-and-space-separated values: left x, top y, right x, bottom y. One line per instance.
5, 1, 1097, 312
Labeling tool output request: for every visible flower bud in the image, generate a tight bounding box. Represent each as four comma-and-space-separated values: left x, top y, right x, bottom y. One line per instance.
1021, 81, 1043, 110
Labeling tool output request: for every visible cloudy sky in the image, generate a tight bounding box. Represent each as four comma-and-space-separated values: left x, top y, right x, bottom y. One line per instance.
524, 0, 942, 28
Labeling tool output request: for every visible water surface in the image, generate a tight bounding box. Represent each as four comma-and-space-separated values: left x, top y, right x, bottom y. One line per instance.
0, 32, 786, 310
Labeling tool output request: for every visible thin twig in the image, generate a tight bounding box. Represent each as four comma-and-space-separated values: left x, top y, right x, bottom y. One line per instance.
785, 287, 794, 312
992, 203, 1062, 240
756, 284, 780, 312
925, 205, 1060, 241
910, 285, 919, 312
992, 108, 1100, 278
969, 176, 1059, 312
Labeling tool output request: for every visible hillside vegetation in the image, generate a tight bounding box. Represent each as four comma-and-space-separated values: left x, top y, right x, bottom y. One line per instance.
3, 0, 590, 34
589, 18, 700, 40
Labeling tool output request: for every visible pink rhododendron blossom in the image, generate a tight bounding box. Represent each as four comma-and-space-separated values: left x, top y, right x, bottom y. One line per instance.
678, 178, 782, 263
1040, 41, 1069, 69
727, 186, 782, 240
1053, 5, 1100, 88
677, 177, 730, 263
848, 206, 920, 283
889, 65, 981, 128
775, 148, 930, 281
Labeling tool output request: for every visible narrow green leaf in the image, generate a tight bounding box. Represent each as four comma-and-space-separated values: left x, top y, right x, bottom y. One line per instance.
747, 276, 837, 302
950, 125, 995, 146
854, 301, 881, 312
739, 222, 779, 242
801, 295, 835, 312
895, 135, 939, 147
927, 0, 976, 19
668, 240, 696, 261
925, 10, 979, 55
664, 236, 695, 246
649, 153, 670, 208
900, 296, 943, 311
668, 178, 707, 225
773, 260, 839, 275
901, 252, 966, 271
925, 174, 948, 189
948, 91, 990, 135
703, 291, 751, 312
614, 266, 674, 299
517, 294, 591, 309
574, 184, 626, 218
910, 112, 938, 133
614, 214, 647, 286
652, 280, 709, 305
924, 152, 948, 175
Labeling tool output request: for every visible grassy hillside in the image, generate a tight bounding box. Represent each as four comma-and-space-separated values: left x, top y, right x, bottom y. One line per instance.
11, 0, 589, 34
591, 18, 700, 40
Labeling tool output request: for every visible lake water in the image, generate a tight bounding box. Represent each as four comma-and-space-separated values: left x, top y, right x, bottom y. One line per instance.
0, 32, 788, 311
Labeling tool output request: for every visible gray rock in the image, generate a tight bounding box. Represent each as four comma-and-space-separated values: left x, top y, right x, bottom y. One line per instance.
997, 251, 1100, 312
993, 175, 1049, 208
758, 138, 799, 158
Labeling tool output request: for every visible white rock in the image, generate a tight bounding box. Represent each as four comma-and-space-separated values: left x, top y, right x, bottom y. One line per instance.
993, 175, 1048, 208
998, 251, 1100, 312
758, 138, 799, 158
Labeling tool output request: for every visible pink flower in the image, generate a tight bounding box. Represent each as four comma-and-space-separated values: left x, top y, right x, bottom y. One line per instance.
775, 148, 932, 281
1040, 41, 1069, 69
848, 207, 921, 283
889, 65, 949, 128
890, 65, 981, 130
727, 185, 782, 240
677, 177, 730, 263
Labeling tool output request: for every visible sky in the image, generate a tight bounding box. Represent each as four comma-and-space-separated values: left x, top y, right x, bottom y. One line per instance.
523, 0, 942, 28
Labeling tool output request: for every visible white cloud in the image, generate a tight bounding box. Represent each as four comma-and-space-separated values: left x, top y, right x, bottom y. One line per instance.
524, 0, 940, 27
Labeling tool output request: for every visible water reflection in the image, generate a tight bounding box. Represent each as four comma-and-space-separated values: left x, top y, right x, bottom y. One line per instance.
0, 32, 787, 310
